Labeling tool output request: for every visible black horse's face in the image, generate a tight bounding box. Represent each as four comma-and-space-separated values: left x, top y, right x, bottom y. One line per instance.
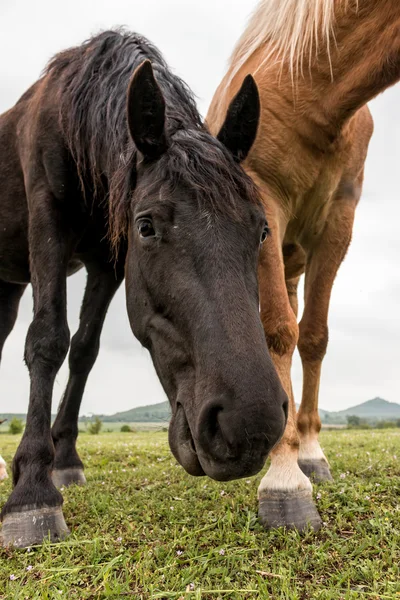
124, 62, 288, 482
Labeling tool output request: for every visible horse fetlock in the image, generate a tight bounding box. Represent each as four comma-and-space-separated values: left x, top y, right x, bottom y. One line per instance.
53, 436, 84, 473
258, 454, 312, 496
298, 436, 327, 462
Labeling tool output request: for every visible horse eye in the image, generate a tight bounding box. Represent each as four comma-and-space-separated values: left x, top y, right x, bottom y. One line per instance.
137, 218, 155, 238
260, 222, 269, 244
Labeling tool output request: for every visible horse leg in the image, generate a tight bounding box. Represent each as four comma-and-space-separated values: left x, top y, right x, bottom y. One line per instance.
0, 193, 75, 547
51, 262, 123, 488
0, 280, 27, 481
256, 198, 321, 532
297, 193, 357, 482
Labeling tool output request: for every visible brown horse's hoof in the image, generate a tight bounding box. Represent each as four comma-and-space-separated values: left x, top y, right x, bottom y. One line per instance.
52, 467, 87, 488
1, 505, 69, 548
298, 459, 333, 483
258, 489, 322, 532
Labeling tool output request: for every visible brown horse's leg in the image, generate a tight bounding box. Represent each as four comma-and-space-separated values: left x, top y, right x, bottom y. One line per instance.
297, 194, 357, 482
51, 262, 123, 488
286, 276, 300, 318
256, 197, 321, 532
0, 280, 27, 481
0, 193, 76, 547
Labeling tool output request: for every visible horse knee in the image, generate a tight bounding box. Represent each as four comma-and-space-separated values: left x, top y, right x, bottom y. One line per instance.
68, 333, 99, 374
298, 321, 328, 363
24, 313, 70, 372
263, 312, 299, 357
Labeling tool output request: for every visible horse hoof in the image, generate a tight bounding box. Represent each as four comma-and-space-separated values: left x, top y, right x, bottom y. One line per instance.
298, 459, 333, 483
258, 489, 322, 532
1, 505, 70, 548
52, 468, 87, 488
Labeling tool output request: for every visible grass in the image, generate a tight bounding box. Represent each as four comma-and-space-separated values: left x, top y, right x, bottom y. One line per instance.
0, 429, 400, 599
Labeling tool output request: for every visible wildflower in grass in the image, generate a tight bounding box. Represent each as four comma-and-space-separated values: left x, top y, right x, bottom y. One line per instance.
339, 488, 345, 495
340, 473, 346, 479
10, 574, 16, 581
375, 483, 381, 487
316, 492, 322, 500
219, 548, 225, 555
26, 565, 33, 572
116, 537, 122, 543
170, 506, 174, 511
189, 582, 195, 590
220, 490, 225, 496
27, 547, 31, 553
365, 495, 370, 500
176, 550, 183, 556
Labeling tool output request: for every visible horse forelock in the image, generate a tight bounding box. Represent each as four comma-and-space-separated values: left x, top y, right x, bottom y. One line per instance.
44, 29, 201, 199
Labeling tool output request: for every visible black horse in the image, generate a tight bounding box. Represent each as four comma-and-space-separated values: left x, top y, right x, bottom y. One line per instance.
0, 30, 287, 547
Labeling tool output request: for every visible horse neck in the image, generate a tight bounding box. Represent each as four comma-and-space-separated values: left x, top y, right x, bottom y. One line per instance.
214, 0, 400, 143
317, 0, 400, 128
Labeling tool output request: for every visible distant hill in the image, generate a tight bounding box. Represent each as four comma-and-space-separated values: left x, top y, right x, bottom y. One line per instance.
317, 398, 400, 424
79, 401, 171, 423
2, 398, 399, 426
336, 398, 400, 419
86, 397, 400, 424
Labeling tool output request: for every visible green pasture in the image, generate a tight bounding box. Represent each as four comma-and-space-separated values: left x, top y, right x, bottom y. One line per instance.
0, 429, 399, 599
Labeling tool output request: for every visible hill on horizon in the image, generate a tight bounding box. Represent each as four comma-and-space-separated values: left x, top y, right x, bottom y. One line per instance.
79, 401, 171, 423
84, 396, 400, 424
2, 398, 399, 426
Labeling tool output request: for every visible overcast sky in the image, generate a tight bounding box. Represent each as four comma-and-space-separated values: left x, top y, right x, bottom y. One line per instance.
0, 0, 399, 416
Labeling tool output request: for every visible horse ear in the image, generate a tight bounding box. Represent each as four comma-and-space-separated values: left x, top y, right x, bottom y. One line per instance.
216, 75, 260, 163
127, 60, 168, 160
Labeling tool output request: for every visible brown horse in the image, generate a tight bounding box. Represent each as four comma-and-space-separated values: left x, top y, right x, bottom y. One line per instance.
207, 0, 400, 530
0, 30, 288, 547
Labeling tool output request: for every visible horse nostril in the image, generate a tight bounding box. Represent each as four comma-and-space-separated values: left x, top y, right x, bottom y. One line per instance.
197, 402, 238, 459
206, 404, 223, 438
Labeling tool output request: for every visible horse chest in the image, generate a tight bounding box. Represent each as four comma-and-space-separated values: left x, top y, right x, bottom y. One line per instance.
288, 168, 342, 243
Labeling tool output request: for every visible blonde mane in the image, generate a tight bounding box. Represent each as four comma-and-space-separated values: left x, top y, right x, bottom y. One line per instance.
228, 0, 346, 82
